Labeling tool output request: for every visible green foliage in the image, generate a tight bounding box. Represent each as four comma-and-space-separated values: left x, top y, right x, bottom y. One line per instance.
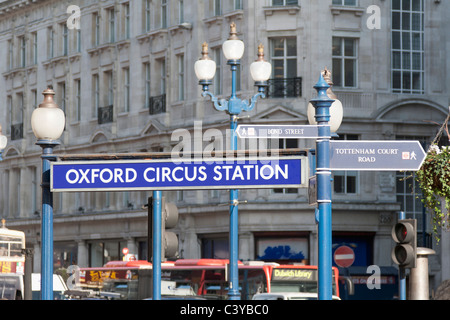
415, 144, 450, 237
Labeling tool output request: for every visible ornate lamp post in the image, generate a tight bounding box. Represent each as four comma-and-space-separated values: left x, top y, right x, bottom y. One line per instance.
195, 22, 271, 300
31, 88, 65, 300
309, 71, 343, 300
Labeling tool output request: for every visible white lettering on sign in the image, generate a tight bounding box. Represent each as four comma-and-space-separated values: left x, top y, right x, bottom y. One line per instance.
64, 164, 289, 185
336, 148, 376, 155
335, 148, 400, 155
284, 128, 304, 135
66, 168, 137, 184
358, 157, 376, 163
336, 148, 402, 163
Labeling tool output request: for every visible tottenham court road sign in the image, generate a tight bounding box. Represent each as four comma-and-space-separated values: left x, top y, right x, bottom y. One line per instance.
51, 156, 308, 192
330, 140, 426, 171
236, 124, 320, 139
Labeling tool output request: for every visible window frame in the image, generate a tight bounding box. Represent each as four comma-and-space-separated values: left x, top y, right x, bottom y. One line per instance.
391, 0, 424, 94
332, 37, 358, 88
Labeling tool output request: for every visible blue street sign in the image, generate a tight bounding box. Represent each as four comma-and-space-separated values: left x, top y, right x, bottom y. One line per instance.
51, 156, 308, 192
236, 124, 320, 139
330, 140, 426, 171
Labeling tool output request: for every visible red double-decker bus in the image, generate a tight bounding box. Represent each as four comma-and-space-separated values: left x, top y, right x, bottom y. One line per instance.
78, 259, 339, 300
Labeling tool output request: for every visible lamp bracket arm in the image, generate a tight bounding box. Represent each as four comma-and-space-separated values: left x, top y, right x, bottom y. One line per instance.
202, 91, 229, 112
241, 92, 265, 112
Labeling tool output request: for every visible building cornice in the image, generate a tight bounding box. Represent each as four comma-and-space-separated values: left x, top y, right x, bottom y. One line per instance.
0, 0, 46, 16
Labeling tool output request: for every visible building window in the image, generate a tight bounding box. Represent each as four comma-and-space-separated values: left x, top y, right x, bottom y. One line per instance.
19, 36, 26, 67
144, 0, 151, 32
332, 37, 358, 88
202, 236, 228, 259
93, 12, 100, 46
104, 71, 114, 106
144, 63, 151, 108
92, 74, 99, 118
11, 93, 24, 140
332, 0, 357, 5
391, 0, 424, 94
161, 0, 168, 28
89, 240, 127, 267
123, 68, 130, 112
32, 32, 38, 64
159, 59, 166, 95
333, 134, 359, 194
272, 0, 298, 6
269, 37, 298, 97
76, 28, 81, 52
122, 2, 130, 39
107, 7, 116, 43
8, 39, 13, 70
271, 37, 297, 79
61, 23, 68, 56
75, 79, 81, 122
6, 96, 12, 135
213, 47, 222, 95
179, 0, 184, 23
235, 0, 243, 10
178, 54, 185, 101
48, 27, 54, 59
214, 0, 222, 16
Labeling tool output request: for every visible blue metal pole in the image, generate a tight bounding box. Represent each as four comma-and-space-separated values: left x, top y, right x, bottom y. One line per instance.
398, 211, 406, 300
228, 61, 240, 300
38, 140, 59, 300
152, 190, 162, 300
311, 74, 334, 300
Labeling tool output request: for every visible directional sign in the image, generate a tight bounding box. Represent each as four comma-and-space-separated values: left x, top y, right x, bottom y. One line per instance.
329, 140, 426, 171
236, 124, 320, 139
51, 156, 308, 192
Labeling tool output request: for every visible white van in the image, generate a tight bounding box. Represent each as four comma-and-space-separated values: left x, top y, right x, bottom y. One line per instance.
32, 273, 68, 300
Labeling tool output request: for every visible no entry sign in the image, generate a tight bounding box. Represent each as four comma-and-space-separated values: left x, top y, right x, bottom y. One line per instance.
334, 245, 355, 268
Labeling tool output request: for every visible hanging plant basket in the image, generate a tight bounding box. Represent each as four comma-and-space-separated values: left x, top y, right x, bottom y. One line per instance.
415, 114, 450, 237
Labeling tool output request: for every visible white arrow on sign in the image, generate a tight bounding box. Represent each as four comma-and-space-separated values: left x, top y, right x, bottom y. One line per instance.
236, 124, 320, 139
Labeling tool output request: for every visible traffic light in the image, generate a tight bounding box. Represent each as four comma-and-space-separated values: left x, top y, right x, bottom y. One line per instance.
391, 219, 417, 268
161, 197, 179, 260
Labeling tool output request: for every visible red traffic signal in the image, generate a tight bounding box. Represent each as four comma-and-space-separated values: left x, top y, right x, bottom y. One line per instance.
393, 222, 415, 243
391, 219, 417, 268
